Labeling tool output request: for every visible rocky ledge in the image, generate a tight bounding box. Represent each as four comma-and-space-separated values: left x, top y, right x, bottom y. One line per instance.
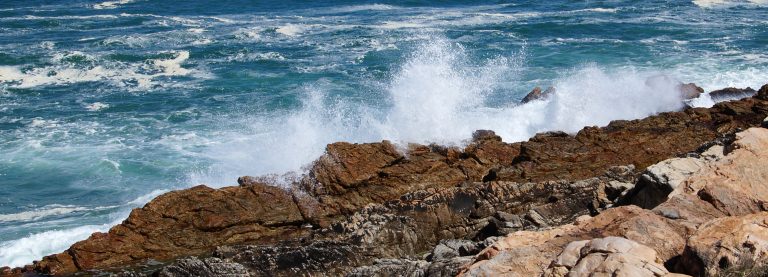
2, 85, 768, 277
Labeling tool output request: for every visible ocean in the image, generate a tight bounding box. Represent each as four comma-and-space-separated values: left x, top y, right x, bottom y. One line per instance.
0, 0, 766, 267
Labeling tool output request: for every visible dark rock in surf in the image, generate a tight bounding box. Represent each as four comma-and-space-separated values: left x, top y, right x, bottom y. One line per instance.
521, 86, 555, 104
709, 87, 756, 102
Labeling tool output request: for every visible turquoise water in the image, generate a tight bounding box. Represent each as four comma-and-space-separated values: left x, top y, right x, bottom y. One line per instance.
0, 0, 766, 266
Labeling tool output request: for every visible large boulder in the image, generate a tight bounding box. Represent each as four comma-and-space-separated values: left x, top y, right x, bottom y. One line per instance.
543, 237, 675, 277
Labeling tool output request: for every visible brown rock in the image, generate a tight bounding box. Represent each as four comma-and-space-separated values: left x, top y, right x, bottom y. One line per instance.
461, 206, 688, 276
678, 83, 704, 100
521, 86, 555, 104
31, 182, 307, 274
709, 87, 756, 102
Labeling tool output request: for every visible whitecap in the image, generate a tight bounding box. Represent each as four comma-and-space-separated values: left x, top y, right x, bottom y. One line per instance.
93, 0, 134, 9
276, 24, 304, 36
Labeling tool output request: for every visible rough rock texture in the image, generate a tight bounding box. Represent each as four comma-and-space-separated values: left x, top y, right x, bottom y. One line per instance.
676, 213, 768, 276
709, 87, 757, 102
6, 90, 768, 276
156, 257, 250, 277
543, 237, 671, 277
678, 83, 705, 100
520, 86, 555, 103
462, 127, 768, 277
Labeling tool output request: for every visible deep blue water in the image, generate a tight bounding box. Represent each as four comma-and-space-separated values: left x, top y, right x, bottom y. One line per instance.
0, 0, 766, 266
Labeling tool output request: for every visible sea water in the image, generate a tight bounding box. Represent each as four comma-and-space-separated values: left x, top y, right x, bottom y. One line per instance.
0, 0, 766, 267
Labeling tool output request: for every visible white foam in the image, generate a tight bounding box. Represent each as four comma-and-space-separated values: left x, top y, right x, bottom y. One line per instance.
693, 0, 768, 7
0, 205, 88, 223
0, 51, 196, 90
191, 37, 690, 186
93, 0, 134, 9
326, 4, 399, 13
276, 24, 304, 36
379, 21, 425, 29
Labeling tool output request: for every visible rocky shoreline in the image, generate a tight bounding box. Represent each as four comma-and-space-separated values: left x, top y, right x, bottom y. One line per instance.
3, 84, 768, 276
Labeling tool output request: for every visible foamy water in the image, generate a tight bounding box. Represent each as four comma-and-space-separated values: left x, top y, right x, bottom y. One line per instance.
1, 0, 766, 267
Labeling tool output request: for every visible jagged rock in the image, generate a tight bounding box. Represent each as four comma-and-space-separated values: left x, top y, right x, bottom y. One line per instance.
629, 156, 709, 209
426, 256, 473, 277
543, 237, 672, 277
463, 127, 768, 276
521, 86, 555, 104
9, 90, 768, 276
676, 213, 768, 276
347, 259, 429, 277
709, 87, 757, 102
758, 84, 768, 100
461, 206, 688, 276
30, 183, 308, 275
678, 83, 704, 100
430, 240, 479, 261
156, 257, 250, 277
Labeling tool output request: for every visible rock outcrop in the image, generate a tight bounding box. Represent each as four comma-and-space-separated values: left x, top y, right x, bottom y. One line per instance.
3, 85, 768, 276
462, 127, 768, 277
520, 86, 555, 103
709, 87, 757, 102
544, 237, 674, 277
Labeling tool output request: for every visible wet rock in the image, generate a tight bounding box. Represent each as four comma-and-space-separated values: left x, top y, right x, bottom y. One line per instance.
10, 89, 768, 276
709, 87, 757, 102
430, 240, 479, 261
543, 237, 671, 277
